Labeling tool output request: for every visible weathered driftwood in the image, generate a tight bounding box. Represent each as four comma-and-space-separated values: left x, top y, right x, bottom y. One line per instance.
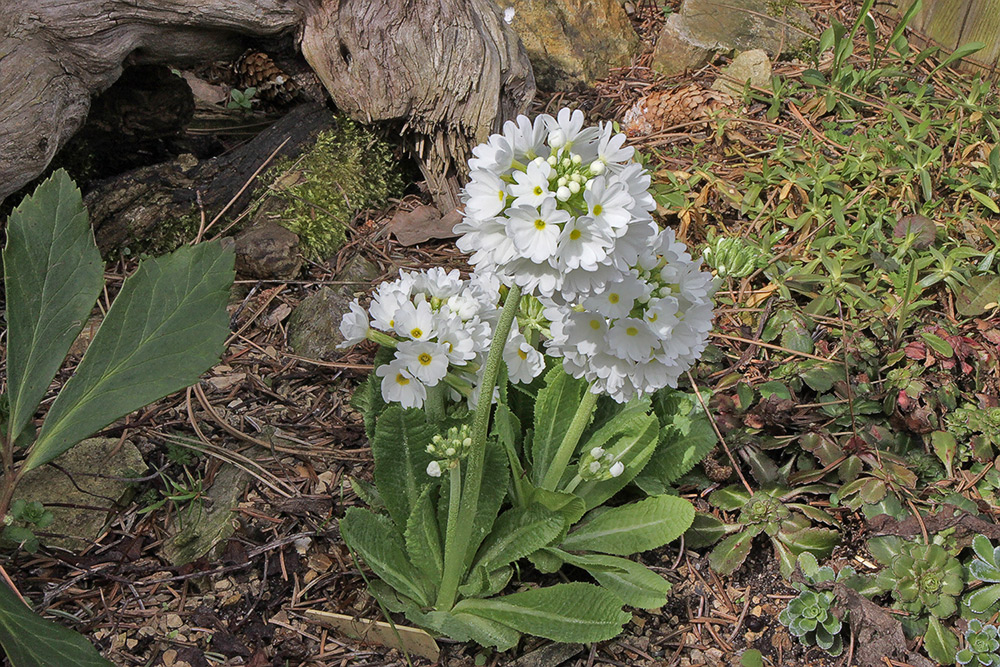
0, 0, 534, 212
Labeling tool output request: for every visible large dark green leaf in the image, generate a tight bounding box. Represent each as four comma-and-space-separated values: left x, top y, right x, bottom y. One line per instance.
529, 364, 587, 485
453, 582, 629, 643
3, 170, 104, 446
341, 507, 430, 606
636, 401, 717, 491
561, 495, 694, 556
405, 485, 443, 587
24, 242, 233, 472
371, 406, 437, 528
415, 610, 520, 651
708, 530, 757, 575
0, 579, 113, 666
573, 414, 659, 511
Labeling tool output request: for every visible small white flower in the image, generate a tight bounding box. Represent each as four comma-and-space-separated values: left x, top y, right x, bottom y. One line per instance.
337, 300, 369, 348
427, 460, 443, 477
464, 169, 509, 220
585, 176, 634, 232
468, 133, 514, 173
415, 267, 463, 300
436, 316, 478, 364
503, 333, 545, 384
393, 300, 437, 341
607, 317, 658, 363
584, 274, 645, 319
376, 358, 427, 408
609, 461, 625, 477
509, 159, 554, 208
594, 122, 634, 172
557, 215, 614, 271
396, 340, 451, 385
590, 447, 605, 458
503, 114, 547, 161
507, 200, 568, 263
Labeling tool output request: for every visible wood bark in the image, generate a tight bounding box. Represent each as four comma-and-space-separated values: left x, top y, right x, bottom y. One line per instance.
0, 0, 534, 212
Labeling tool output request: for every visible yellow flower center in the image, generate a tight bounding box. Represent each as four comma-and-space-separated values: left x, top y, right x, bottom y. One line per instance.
533, 186, 543, 195
593, 204, 603, 216
626, 326, 639, 336
518, 348, 528, 360
418, 352, 433, 366
569, 229, 582, 240
608, 293, 620, 304
497, 190, 505, 202
589, 319, 602, 330
410, 328, 423, 338
396, 373, 410, 385
534, 218, 546, 230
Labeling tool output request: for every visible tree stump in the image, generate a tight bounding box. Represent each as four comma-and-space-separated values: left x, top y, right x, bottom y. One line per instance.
0, 0, 534, 212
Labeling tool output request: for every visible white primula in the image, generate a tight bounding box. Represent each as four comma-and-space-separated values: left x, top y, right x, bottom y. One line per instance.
337, 301, 369, 348
545, 228, 716, 403
338, 268, 505, 408
376, 358, 426, 409
396, 340, 451, 385
455, 108, 653, 299
503, 333, 546, 384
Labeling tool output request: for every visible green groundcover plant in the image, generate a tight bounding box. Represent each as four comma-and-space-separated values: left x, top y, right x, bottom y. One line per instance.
338, 110, 717, 648
0, 170, 234, 666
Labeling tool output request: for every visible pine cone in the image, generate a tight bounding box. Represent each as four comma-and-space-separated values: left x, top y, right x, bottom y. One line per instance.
623, 85, 736, 135
233, 50, 299, 104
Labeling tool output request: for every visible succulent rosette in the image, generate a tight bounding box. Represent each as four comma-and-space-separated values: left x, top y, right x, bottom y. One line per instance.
877, 542, 964, 618
338, 267, 545, 408
778, 589, 844, 656
958, 620, 1000, 666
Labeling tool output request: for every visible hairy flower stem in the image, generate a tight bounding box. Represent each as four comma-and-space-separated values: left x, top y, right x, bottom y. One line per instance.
438, 460, 463, 598
435, 284, 522, 610
541, 388, 599, 491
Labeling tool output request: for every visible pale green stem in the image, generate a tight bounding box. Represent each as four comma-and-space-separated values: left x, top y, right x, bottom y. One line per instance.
435, 284, 522, 610
437, 460, 462, 598
563, 474, 584, 495
366, 329, 400, 348
540, 387, 600, 491
893, 257, 918, 348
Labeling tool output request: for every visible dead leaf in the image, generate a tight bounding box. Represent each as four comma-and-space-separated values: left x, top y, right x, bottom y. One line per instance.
262, 303, 292, 328
304, 609, 440, 661
180, 72, 229, 106
387, 204, 461, 246
206, 373, 246, 391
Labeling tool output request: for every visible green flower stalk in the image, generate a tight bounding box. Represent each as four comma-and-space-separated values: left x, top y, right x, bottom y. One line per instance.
958, 620, 1000, 666
778, 589, 845, 656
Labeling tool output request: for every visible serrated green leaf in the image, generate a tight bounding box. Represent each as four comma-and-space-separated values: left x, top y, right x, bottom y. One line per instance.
405, 485, 443, 587
453, 582, 629, 643
562, 495, 694, 556
557, 551, 672, 609
708, 530, 755, 575
0, 579, 114, 667
472, 504, 564, 574
709, 485, 752, 511
924, 616, 957, 665
637, 406, 717, 490
25, 242, 234, 472
684, 512, 728, 548
371, 406, 437, 528
416, 609, 521, 651
341, 507, 430, 606
3, 169, 104, 446
530, 364, 587, 485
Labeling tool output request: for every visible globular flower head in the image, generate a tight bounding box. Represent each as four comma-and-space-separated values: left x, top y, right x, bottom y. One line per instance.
456, 109, 655, 300
778, 589, 844, 657
958, 620, 1000, 666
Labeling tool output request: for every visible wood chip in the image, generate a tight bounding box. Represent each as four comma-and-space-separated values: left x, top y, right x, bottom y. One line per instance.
304, 609, 440, 661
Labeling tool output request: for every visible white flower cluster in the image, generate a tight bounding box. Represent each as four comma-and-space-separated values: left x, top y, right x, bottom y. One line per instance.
455, 109, 715, 404
454, 109, 658, 300
544, 228, 715, 403
578, 446, 625, 481
338, 267, 545, 408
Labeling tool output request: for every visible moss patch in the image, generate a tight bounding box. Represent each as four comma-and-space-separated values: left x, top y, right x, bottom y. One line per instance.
261, 117, 404, 260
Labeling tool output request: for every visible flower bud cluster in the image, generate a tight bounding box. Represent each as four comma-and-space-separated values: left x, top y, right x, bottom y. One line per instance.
425, 424, 474, 477
338, 267, 545, 409
702, 236, 762, 279
578, 446, 625, 481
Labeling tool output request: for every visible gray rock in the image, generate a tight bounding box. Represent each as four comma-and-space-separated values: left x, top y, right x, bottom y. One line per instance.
652, 0, 815, 78
497, 0, 641, 91
287, 286, 356, 359
234, 220, 302, 280
712, 49, 772, 96
16, 438, 146, 551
